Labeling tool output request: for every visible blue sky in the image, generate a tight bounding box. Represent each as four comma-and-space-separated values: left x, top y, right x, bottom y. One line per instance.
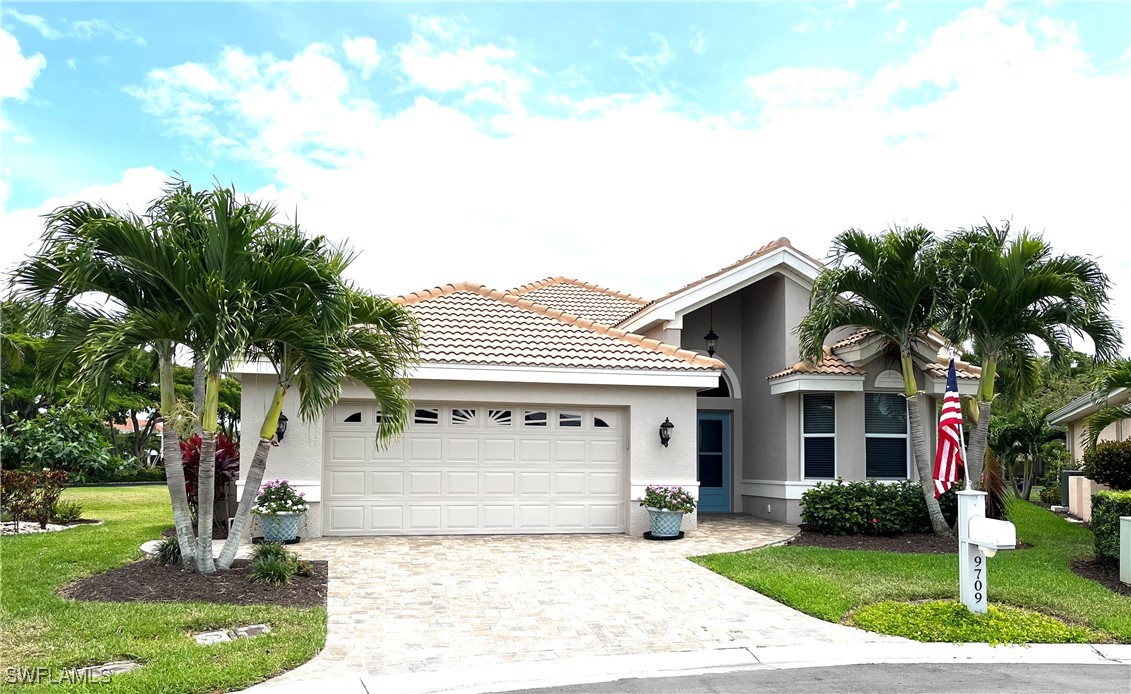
2, 2, 1130, 349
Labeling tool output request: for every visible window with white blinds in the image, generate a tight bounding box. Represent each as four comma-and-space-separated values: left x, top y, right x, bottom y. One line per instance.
865, 392, 909, 478
802, 393, 836, 479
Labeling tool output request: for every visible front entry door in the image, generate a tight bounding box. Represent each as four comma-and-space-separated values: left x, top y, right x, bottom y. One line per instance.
697, 411, 731, 513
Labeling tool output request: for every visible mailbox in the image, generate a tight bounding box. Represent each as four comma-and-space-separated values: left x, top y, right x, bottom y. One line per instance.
967, 517, 1017, 557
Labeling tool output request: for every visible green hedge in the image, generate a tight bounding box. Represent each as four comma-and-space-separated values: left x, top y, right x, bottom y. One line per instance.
1092, 490, 1131, 564
1084, 440, 1131, 491
800, 479, 959, 536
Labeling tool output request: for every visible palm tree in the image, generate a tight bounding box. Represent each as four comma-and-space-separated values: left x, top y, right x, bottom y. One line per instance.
938, 222, 1121, 489
12, 202, 200, 568
798, 226, 952, 536
988, 405, 1065, 500
216, 287, 419, 569
1084, 359, 1131, 447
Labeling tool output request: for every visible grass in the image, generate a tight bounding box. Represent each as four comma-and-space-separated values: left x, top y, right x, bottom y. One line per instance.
694, 500, 1131, 642
0, 486, 326, 693
849, 601, 1104, 644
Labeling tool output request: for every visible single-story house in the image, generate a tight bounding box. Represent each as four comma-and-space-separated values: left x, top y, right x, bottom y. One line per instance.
1046, 387, 1131, 461
234, 237, 980, 538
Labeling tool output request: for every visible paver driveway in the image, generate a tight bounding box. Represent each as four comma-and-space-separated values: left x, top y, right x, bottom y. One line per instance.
251, 515, 898, 689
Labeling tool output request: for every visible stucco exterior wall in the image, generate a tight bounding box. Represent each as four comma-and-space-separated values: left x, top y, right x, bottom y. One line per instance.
1067, 418, 1129, 462
237, 374, 701, 537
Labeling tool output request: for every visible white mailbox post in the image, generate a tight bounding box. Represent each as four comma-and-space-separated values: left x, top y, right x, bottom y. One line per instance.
957, 489, 1016, 613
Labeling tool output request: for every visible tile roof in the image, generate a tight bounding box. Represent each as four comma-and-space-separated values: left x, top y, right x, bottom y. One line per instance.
507, 277, 648, 326
830, 328, 876, 350
768, 348, 867, 380
392, 283, 723, 372
922, 359, 981, 380
617, 237, 824, 326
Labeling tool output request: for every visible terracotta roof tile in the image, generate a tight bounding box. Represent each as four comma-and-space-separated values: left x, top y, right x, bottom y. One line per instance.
508, 277, 648, 326
392, 283, 723, 372
619, 237, 823, 326
768, 347, 866, 380
830, 328, 876, 350
923, 359, 981, 380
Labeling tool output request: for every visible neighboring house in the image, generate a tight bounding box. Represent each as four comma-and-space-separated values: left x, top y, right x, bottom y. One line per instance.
1046, 387, 1131, 462
234, 237, 980, 537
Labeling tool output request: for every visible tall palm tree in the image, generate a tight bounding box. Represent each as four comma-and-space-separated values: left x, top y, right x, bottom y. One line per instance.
798, 226, 952, 536
938, 222, 1121, 489
1084, 359, 1131, 447
12, 202, 200, 568
988, 405, 1065, 500
216, 287, 419, 569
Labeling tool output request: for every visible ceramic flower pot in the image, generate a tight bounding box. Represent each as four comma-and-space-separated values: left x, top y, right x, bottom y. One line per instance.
645, 507, 685, 537
261, 512, 301, 542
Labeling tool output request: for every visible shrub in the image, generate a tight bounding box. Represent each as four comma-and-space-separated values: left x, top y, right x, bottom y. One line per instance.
251, 555, 297, 585
800, 479, 959, 536
1083, 440, 1131, 491
0, 469, 69, 529
1091, 490, 1131, 564
250, 541, 290, 563
254, 479, 308, 516
50, 500, 84, 524
848, 600, 1103, 644
152, 536, 182, 567
180, 433, 240, 519
0, 408, 111, 482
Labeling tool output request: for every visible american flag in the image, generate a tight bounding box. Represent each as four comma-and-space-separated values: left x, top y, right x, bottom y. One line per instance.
932, 357, 965, 498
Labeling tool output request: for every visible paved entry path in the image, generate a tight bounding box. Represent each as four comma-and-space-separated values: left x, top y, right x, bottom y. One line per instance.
249, 515, 900, 690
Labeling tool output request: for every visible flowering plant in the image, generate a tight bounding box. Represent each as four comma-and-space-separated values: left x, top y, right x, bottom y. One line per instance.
253, 479, 308, 516
638, 485, 697, 513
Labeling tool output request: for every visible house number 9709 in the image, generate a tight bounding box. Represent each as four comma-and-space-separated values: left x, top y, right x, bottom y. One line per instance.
972, 554, 983, 602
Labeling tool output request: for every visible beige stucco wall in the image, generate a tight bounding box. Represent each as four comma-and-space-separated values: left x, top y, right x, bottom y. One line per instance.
1067, 418, 1129, 463
237, 374, 701, 538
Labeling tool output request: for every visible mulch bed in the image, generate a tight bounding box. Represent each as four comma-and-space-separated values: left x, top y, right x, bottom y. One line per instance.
1070, 557, 1131, 597
789, 530, 960, 554
60, 559, 328, 608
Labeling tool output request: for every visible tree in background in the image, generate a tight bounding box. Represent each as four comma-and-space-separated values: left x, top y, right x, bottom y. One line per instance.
1084, 359, 1131, 448
988, 404, 1066, 500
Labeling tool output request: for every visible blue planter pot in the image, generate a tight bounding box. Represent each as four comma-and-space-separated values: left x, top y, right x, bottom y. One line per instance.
646, 508, 685, 537
260, 512, 301, 542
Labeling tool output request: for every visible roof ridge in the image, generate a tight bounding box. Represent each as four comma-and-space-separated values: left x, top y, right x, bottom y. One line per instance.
508, 276, 650, 305
617, 237, 824, 326
393, 282, 724, 370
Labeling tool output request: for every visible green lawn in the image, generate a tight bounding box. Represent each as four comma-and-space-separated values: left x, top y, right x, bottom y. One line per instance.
0, 486, 326, 693
694, 501, 1131, 642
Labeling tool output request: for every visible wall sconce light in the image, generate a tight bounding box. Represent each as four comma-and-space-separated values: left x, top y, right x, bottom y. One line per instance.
704, 304, 719, 357
276, 413, 288, 443
659, 417, 674, 447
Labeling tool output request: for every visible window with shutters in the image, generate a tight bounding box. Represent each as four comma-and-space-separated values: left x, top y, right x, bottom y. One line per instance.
802, 393, 836, 479
865, 392, 909, 478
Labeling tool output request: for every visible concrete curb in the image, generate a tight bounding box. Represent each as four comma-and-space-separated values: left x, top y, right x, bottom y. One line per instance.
246, 642, 1131, 694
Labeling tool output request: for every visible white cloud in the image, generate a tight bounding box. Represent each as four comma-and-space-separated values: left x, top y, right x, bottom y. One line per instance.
885, 19, 909, 42
115, 7, 1131, 351
396, 16, 527, 112
0, 167, 170, 274
342, 36, 382, 78
620, 33, 674, 74
885, 1, 901, 11
689, 29, 707, 56
3, 9, 146, 45
793, 17, 835, 34
0, 28, 45, 100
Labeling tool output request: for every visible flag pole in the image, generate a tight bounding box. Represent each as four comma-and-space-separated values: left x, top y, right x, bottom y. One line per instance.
952, 349, 972, 491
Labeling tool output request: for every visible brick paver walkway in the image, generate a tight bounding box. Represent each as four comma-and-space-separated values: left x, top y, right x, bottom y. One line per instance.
249, 514, 899, 689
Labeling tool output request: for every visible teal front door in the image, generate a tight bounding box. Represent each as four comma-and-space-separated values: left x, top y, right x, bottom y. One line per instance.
697, 411, 731, 513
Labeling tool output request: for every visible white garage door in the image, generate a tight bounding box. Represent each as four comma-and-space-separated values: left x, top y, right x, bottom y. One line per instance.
323, 403, 626, 535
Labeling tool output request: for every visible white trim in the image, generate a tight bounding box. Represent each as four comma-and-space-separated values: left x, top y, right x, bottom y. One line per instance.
619, 247, 821, 333
770, 374, 865, 394
739, 479, 820, 500
925, 376, 980, 396
232, 358, 719, 389
801, 393, 837, 481
630, 481, 700, 502
235, 479, 321, 503
874, 370, 904, 389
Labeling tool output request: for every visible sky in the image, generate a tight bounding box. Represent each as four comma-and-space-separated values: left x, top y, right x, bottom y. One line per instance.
2, 1, 1130, 353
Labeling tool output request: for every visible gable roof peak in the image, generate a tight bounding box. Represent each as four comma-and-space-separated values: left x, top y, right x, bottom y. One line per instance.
508, 276, 649, 305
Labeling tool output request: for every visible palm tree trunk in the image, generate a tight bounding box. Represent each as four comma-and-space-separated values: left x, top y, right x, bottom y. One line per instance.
193, 358, 206, 437
965, 401, 992, 490
195, 372, 220, 574
217, 438, 272, 569
907, 394, 951, 536
217, 383, 287, 569
158, 347, 196, 569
